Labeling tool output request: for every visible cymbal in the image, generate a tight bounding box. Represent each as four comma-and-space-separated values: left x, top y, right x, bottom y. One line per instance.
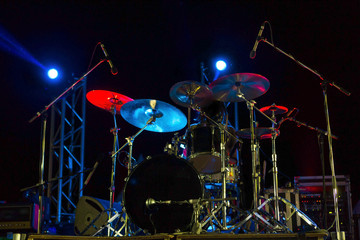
260, 104, 288, 116
120, 99, 187, 132
170, 81, 213, 107
236, 127, 279, 140
209, 73, 270, 102
86, 90, 133, 114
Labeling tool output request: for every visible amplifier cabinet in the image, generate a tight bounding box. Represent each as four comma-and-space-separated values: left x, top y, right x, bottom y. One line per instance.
295, 175, 354, 240
0, 203, 38, 231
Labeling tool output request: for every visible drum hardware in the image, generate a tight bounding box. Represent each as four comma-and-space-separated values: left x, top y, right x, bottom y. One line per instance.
210, 74, 287, 232
236, 102, 290, 232
189, 105, 242, 231
258, 196, 319, 231
86, 90, 134, 236
163, 132, 187, 159
260, 104, 286, 221
204, 73, 292, 232
234, 104, 321, 233
199, 197, 242, 233
116, 99, 187, 234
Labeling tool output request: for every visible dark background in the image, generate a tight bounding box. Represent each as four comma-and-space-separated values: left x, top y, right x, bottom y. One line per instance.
0, 0, 359, 213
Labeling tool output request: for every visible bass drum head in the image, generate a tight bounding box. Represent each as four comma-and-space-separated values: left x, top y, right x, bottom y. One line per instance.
124, 154, 202, 234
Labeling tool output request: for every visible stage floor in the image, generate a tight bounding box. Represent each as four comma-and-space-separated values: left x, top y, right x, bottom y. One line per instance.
27, 232, 328, 240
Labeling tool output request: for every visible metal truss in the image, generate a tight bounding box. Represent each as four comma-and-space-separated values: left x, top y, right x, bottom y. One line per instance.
46, 79, 86, 224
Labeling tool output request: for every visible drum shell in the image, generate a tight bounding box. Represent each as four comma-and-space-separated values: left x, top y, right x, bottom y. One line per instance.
124, 154, 203, 234
187, 123, 237, 174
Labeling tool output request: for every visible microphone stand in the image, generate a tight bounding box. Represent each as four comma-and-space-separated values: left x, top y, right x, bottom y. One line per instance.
28, 58, 107, 233
261, 38, 350, 239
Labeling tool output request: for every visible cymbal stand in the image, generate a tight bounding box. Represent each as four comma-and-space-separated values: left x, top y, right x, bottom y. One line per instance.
270, 111, 280, 221
235, 87, 276, 209
190, 105, 242, 231
93, 115, 157, 237
231, 88, 288, 233
107, 106, 120, 236
108, 115, 158, 236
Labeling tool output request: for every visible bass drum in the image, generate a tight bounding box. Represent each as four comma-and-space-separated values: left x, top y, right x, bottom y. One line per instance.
124, 154, 203, 234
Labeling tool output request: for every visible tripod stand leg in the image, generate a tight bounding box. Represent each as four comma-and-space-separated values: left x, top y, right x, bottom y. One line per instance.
278, 197, 319, 229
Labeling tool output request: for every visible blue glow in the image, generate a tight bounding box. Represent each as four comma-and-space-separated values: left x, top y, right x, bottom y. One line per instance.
0, 24, 45, 70
47, 68, 58, 79
215, 60, 227, 71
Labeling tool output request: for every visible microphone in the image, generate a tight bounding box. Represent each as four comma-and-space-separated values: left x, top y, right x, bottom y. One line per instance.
100, 43, 118, 75
250, 22, 266, 59
146, 198, 171, 210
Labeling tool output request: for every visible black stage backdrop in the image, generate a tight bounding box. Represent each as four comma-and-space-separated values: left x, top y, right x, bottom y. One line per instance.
0, 1, 359, 210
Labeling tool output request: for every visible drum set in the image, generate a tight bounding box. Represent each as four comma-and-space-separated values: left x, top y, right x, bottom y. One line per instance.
85, 73, 318, 236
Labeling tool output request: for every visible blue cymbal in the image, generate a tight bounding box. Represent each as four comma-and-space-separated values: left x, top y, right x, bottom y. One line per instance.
121, 99, 187, 133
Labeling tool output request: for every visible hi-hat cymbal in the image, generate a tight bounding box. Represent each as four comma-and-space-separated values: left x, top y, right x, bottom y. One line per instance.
170, 81, 213, 107
120, 99, 187, 133
236, 127, 279, 140
260, 104, 288, 116
209, 73, 270, 102
86, 90, 133, 114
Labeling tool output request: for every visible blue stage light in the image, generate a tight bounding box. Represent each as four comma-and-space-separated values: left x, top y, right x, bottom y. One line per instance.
47, 68, 59, 79
215, 60, 227, 71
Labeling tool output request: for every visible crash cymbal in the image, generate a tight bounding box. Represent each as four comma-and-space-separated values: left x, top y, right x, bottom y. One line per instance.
120, 99, 187, 132
170, 81, 213, 107
236, 127, 279, 140
86, 90, 133, 114
209, 73, 270, 102
260, 104, 288, 116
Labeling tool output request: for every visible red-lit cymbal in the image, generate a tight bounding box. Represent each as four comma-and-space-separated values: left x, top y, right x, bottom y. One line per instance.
209, 73, 270, 102
86, 90, 133, 114
236, 127, 279, 140
260, 104, 288, 116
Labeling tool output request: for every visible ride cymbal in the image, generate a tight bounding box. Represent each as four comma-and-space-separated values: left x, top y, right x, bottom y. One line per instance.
209, 73, 269, 102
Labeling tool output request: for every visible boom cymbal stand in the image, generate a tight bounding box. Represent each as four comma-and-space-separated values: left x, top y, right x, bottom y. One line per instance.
257, 107, 319, 231
92, 114, 158, 237
190, 105, 243, 231
229, 88, 292, 233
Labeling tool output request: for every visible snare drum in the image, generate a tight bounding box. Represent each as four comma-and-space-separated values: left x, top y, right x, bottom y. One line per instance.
202, 164, 239, 183
187, 123, 236, 174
